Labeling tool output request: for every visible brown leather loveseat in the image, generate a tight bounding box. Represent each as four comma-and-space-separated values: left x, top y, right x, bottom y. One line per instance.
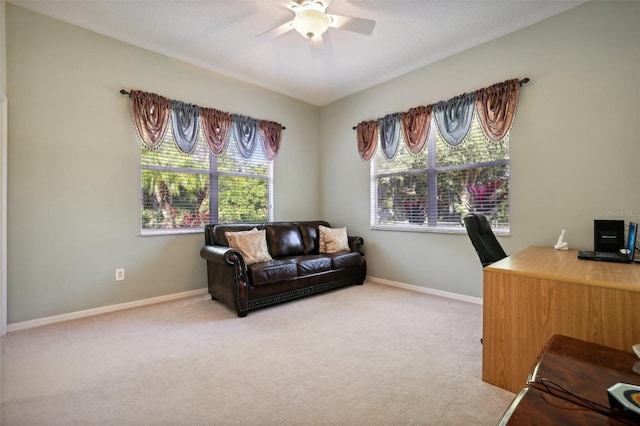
200, 221, 366, 317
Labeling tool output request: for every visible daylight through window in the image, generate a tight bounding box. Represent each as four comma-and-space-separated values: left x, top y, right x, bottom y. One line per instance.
141, 121, 273, 234
370, 113, 509, 233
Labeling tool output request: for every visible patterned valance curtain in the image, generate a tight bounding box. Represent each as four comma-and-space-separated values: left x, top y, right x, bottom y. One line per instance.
401, 105, 432, 155
201, 107, 232, 156
476, 79, 519, 141
129, 90, 171, 149
379, 113, 401, 160
259, 120, 283, 161
354, 78, 523, 161
434, 93, 476, 147
356, 120, 379, 161
171, 100, 200, 154
232, 114, 259, 160
127, 90, 284, 161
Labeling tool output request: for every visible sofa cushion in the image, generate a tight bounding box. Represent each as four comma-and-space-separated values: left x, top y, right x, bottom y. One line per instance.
298, 221, 330, 254
319, 225, 350, 253
249, 259, 299, 286
266, 223, 305, 258
225, 228, 273, 265
331, 251, 365, 269
296, 255, 332, 276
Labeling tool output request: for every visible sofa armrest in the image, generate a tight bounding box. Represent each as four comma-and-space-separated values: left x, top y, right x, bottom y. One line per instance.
200, 244, 250, 316
348, 236, 365, 254
200, 244, 251, 285
200, 245, 246, 268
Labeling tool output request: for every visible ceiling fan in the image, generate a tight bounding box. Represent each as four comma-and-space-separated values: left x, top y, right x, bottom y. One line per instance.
256, 0, 376, 42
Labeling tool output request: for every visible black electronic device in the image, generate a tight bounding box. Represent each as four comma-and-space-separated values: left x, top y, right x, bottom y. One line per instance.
578, 221, 637, 263
594, 219, 625, 252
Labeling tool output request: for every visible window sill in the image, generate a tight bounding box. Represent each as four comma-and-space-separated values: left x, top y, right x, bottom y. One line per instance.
140, 228, 204, 237
371, 224, 510, 236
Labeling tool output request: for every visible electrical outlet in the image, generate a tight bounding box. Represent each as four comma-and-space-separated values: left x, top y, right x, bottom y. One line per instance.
115, 268, 125, 281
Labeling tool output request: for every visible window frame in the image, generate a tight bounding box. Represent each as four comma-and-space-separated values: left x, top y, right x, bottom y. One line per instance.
369, 118, 510, 235
140, 129, 274, 236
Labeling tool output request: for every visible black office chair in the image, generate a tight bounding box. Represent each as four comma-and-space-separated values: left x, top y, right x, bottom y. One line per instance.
463, 212, 507, 267
463, 212, 507, 345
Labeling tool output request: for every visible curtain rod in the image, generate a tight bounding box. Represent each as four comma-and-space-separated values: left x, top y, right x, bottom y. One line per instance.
120, 90, 286, 130
351, 77, 529, 130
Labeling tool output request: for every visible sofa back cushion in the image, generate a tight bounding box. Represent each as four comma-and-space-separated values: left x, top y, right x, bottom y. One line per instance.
207, 221, 331, 256
298, 221, 331, 254
266, 223, 305, 258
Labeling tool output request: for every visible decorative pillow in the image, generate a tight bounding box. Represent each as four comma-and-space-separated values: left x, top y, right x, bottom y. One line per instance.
319, 226, 326, 253
225, 228, 273, 265
319, 225, 350, 253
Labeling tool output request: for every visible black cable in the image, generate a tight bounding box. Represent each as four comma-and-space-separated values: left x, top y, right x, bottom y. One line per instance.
531, 378, 637, 425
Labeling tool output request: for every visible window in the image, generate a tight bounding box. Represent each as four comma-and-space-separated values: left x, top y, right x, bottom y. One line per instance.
141, 122, 273, 234
370, 114, 509, 233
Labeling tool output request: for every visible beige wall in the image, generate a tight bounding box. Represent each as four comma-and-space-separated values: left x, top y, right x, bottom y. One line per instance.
320, 1, 640, 297
1, 1, 6, 411
5, 2, 640, 323
6, 5, 321, 323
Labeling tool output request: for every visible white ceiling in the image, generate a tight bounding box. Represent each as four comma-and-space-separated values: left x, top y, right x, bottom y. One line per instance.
10, 0, 585, 106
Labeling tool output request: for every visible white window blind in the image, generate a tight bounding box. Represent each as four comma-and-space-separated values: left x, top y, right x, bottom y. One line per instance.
370, 112, 509, 233
141, 121, 273, 234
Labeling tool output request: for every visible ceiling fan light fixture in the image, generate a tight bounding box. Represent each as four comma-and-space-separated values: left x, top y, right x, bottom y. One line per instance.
292, 9, 330, 39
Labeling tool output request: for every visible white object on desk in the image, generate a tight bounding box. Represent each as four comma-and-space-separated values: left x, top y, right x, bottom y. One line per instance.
633, 344, 640, 374
554, 229, 568, 250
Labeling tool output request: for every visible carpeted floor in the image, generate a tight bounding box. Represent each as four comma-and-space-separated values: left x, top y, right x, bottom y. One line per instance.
1, 281, 515, 425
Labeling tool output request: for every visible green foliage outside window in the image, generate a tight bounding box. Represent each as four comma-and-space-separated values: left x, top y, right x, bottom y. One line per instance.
140, 128, 272, 232
372, 115, 509, 231
218, 176, 268, 223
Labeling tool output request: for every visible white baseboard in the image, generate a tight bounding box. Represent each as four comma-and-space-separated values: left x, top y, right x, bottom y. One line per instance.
366, 276, 483, 305
7, 288, 208, 333
6, 279, 479, 333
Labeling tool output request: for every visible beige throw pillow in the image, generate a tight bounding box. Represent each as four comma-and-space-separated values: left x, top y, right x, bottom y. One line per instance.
225, 228, 272, 265
319, 225, 350, 253
319, 227, 326, 253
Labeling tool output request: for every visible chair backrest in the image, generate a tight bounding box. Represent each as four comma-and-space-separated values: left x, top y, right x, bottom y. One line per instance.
463, 213, 507, 267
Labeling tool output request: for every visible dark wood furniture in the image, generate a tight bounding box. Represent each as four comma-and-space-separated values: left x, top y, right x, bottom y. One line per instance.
499, 335, 640, 425
200, 221, 366, 317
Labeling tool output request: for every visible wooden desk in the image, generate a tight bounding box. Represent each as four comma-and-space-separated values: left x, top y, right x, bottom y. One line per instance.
499, 335, 640, 425
527, 335, 640, 407
500, 387, 630, 425
483, 246, 640, 393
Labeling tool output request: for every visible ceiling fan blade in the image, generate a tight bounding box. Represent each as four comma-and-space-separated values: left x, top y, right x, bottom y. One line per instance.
309, 35, 327, 58
311, 34, 325, 50
328, 14, 375, 36
317, 0, 332, 11
255, 20, 294, 40
281, 0, 302, 12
